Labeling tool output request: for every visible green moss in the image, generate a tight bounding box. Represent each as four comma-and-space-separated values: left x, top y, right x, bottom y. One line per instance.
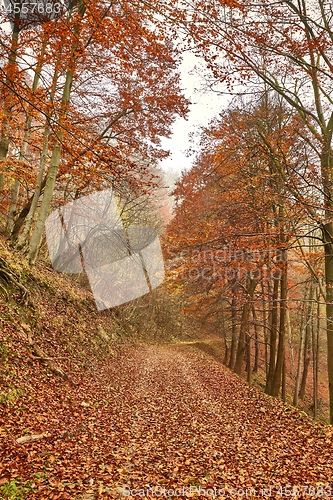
0, 387, 24, 406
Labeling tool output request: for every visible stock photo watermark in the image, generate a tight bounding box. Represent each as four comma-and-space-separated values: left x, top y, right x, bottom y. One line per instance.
168, 247, 288, 283
120, 484, 332, 498
45, 189, 165, 311
1, 0, 77, 27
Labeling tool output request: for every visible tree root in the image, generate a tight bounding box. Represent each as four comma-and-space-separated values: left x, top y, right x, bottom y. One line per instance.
0, 282, 9, 301
26, 335, 77, 386
0, 259, 29, 303
31, 343, 69, 380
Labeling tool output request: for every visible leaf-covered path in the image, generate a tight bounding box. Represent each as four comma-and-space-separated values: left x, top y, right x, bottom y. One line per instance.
1, 343, 333, 499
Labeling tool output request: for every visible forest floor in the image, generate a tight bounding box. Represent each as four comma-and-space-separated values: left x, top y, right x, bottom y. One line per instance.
1, 341, 333, 500
1, 236, 333, 499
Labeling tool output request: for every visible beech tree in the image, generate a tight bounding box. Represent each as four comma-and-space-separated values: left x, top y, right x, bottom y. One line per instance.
0, 0, 189, 264
166, 93, 322, 402
170, 0, 333, 423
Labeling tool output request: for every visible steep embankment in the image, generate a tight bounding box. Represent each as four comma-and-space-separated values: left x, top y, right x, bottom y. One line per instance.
0, 236, 126, 383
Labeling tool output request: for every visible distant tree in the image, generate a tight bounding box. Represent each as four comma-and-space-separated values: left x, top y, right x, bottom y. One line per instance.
166, 94, 318, 398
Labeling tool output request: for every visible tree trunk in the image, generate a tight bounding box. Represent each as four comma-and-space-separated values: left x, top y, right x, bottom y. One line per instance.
6, 36, 48, 239
271, 249, 288, 397
252, 304, 259, 373
11, 175, 47, 243
312, 289, 320, 418
293, 297, 309, 407
323, 221, 333, 423
282, 354, 286, 403
299, 355, 310, 401
286, 307, 294, 377
0, 12, 23, 222
14, 125, 50, 247
321, 136, 333, 423
28, 0, 85, 265
262, 282, 269, 377
246, 330, 251, 384
0, 17, 20, 166
234, 301, 250, 375
299, 281, 314, 400
28, 144, 62, 264
265, 277, 279, 394
221, 299, 229, 365
228, 296, 237, 370
5, 179, 21, 236
12, 50, 60, 246
234, 278, 258, 375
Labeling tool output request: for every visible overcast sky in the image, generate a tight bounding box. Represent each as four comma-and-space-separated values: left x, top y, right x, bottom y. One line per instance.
159, 52, 231, 175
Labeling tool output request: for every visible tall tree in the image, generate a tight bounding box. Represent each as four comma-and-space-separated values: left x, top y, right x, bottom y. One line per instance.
0, 0, 189, 262
166, 94, 319, 398
175, 0, 333, 423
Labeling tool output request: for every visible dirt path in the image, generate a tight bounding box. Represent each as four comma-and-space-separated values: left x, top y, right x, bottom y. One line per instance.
1, 343, 333, 499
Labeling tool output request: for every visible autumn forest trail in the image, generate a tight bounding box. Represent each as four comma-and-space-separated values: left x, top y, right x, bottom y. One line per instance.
2, 343, 333, 499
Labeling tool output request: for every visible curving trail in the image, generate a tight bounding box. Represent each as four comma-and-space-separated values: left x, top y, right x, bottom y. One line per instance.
1, 343, 333, 499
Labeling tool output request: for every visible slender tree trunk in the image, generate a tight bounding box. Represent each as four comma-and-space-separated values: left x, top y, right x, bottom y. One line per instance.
12, 49, 60, 245
271, 249, 288, 397
323, 221, 333, 423
5, 124, 31, 236
265, 277, 279, 394
246, 330, 251, 384
221, 299, 229, 365
293, 303, 310, 407
286, 307, 294, 377
299, 292, 311, 401
234, 301, 250, 375
228, 296, 237, 370
28, 144, 62, 264
252, 304, 259, 373
5, 179, 21, 236
299, 353, 310, 400
299, 283, 314, 400
262, 282, 269, 377
7, 39, 48, 239
321, 135, 333, 423
11, 175, 47, 243
299, 318, 311, 400
14, 125, 50, 246
234, 278, 258, 375
0, 12, 23, 216
28, 0, 85, 265
312, 289, 320, 418
0, 17, 20, 166
282, 354, 286, 402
